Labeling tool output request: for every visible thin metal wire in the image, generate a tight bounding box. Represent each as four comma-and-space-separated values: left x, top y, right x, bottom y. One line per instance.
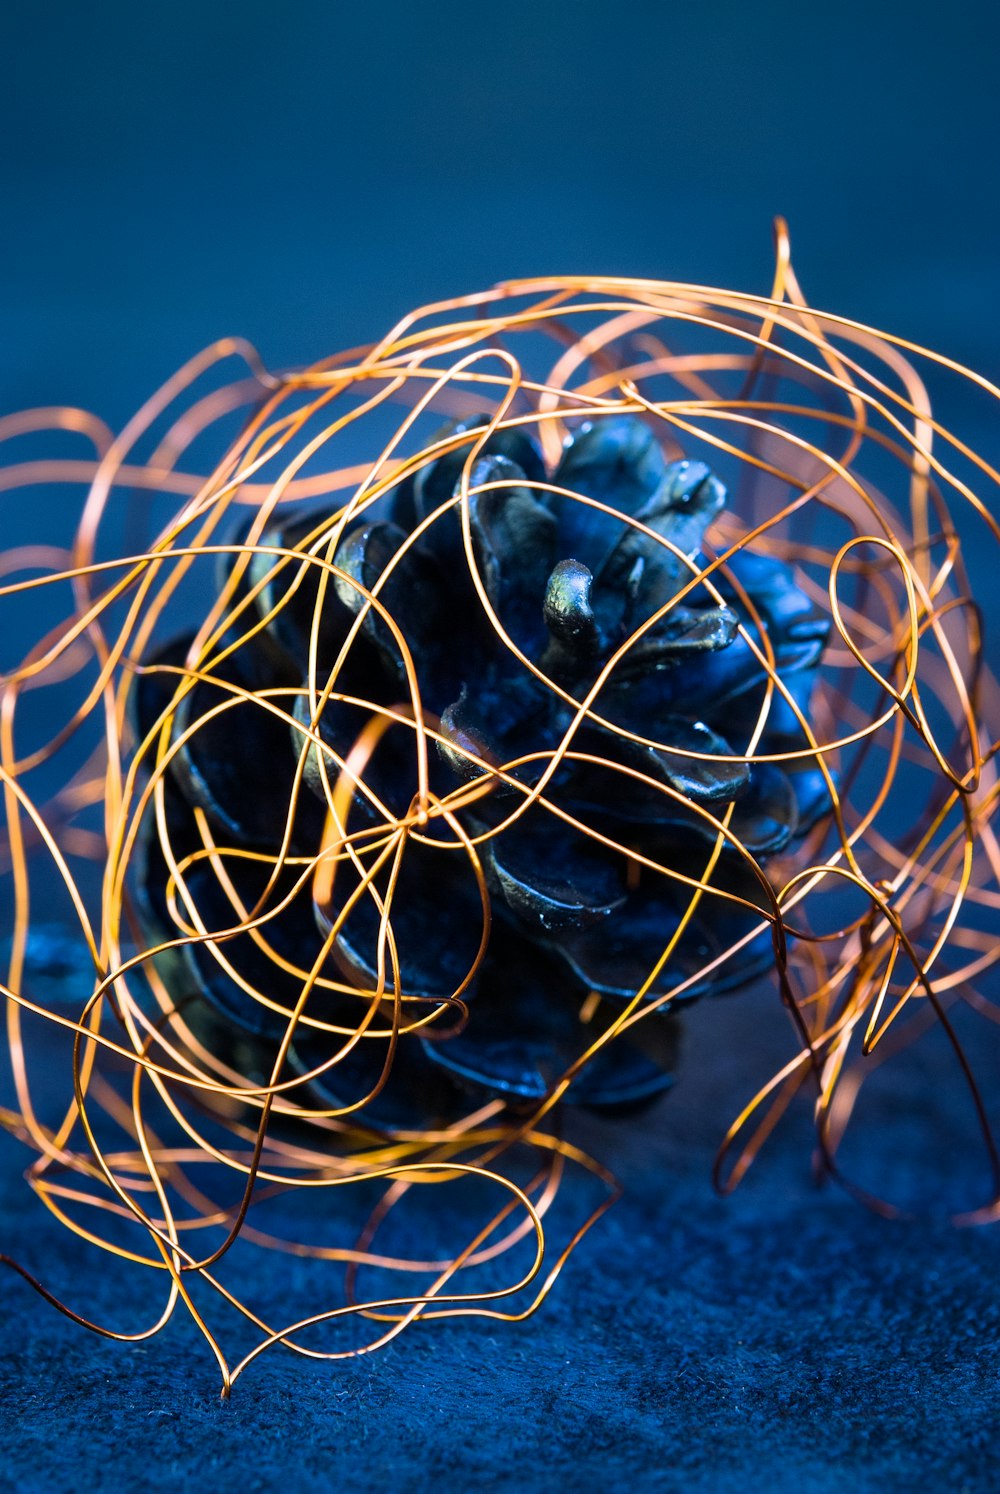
2, 221, 999, 1393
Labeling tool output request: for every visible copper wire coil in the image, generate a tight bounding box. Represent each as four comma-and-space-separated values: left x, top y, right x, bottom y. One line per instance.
2, 223, 999, 1392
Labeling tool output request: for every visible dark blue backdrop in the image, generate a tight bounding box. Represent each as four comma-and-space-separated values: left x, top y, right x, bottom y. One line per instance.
2, 5, 999, 1491
3, 0, 999, 421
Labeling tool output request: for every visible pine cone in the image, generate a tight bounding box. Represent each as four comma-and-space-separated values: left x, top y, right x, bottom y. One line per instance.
133, 414, 830, 1123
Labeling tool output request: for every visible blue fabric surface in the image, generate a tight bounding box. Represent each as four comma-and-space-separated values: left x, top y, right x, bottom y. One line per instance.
1, 970, 998, 1492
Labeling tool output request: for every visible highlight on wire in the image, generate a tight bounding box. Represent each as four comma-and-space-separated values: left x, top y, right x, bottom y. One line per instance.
2, 224, 999, 1392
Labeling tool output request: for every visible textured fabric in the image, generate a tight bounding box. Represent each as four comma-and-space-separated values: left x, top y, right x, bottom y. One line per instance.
1, 955, 997, 1493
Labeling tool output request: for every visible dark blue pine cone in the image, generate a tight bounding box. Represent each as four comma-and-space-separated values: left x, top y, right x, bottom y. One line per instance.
133, 415, 831, 1124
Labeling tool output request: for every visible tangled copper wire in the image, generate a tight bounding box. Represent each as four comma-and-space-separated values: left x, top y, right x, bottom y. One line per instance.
3, 223, 1000, 1393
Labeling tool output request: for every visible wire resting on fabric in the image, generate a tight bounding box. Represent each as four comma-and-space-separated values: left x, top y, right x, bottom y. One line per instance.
2, 222, 1000, 1394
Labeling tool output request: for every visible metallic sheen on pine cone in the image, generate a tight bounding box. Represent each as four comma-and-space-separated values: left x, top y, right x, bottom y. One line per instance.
135, 413, 832, 1120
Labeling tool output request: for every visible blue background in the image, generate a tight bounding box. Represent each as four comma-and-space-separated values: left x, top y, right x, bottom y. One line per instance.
3, 0, 998, 420
2, 4, 999, 1490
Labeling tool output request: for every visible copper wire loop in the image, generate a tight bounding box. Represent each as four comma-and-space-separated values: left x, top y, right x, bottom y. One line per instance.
3, 223, 1000, 1393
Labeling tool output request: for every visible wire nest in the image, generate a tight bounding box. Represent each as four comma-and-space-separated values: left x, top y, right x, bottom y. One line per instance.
2, 225, 1000, 1392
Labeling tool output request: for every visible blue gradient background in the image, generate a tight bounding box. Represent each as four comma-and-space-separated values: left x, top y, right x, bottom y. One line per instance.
3, 1, 998, 419
2, 4, 999, 1490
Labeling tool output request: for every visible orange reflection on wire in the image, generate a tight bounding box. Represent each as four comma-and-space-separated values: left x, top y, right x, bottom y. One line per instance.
2, 220, 1000, 1393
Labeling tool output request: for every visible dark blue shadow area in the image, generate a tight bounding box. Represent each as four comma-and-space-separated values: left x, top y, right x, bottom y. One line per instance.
1, 3, 999, 1489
